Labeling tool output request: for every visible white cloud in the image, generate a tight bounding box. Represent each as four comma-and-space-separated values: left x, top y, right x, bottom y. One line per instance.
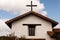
54, 23, 60, 28
0, 0, 47, 15
0, 19, 11, 36
40, 11, 47, 16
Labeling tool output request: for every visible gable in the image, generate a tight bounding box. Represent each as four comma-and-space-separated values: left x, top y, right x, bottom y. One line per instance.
5, 11, 58, 28
12, 15, 52, 39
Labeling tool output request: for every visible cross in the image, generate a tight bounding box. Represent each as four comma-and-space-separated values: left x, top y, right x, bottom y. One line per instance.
26, 1, 37, 11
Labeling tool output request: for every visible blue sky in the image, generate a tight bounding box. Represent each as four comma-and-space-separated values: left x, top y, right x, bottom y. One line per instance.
0, 0, 60, 23
0, 10, 19, 19
41, 0, 60, 23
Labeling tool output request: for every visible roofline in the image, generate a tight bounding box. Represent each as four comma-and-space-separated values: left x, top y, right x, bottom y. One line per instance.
5, 11, 58, 28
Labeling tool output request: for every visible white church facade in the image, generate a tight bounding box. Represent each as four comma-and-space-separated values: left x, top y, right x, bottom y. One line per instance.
5, 11, 59, 40
5, 1, 60, 40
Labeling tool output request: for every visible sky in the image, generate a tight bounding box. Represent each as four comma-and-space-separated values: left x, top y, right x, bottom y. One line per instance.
0, 0, 60, 36
0, 0, 60, 22
41, 0, 60, 22
0, 0, 47, 20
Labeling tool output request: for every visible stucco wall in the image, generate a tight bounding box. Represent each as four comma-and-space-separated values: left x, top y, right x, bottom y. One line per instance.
12, 15, 53, 40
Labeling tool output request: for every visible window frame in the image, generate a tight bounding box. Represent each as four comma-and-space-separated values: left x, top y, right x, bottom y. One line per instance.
28, 25, 36, 36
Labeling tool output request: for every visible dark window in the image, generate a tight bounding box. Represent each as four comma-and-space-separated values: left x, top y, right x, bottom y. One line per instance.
23, 24, 41, 36
28, 25, 35, 36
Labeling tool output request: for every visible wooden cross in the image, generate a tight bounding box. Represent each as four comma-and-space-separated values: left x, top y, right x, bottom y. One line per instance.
26, 1, 37, 11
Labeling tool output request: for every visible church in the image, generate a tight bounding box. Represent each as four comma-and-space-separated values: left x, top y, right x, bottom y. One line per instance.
5, 1, 60, 40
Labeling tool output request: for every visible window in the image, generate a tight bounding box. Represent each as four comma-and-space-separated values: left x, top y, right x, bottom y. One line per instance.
23, 24, 41, 36
28, 25, 35, 36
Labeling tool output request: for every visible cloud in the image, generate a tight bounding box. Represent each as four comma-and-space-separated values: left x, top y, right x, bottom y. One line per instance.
0, 19, 11, 36
40, 11, 47, 16
54, 23, 60, 28
0, 0, 47, 15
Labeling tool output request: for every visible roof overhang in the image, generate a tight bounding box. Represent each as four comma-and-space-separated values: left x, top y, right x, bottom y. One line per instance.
5, 11, 58, 28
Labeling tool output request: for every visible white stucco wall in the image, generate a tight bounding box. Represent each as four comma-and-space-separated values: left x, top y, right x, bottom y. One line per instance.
12, 15, 53, 40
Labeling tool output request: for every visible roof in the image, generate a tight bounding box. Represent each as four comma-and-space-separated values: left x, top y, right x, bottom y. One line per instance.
47, 28, 60, 38
47, 31, 54, 38
5, 11, 58, 28
53, 28, 60, 32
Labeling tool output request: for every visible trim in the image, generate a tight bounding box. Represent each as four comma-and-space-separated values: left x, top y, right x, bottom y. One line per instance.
23, 24, 41, 26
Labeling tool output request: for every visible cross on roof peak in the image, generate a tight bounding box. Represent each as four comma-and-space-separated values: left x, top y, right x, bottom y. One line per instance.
26, 1, 37, 11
